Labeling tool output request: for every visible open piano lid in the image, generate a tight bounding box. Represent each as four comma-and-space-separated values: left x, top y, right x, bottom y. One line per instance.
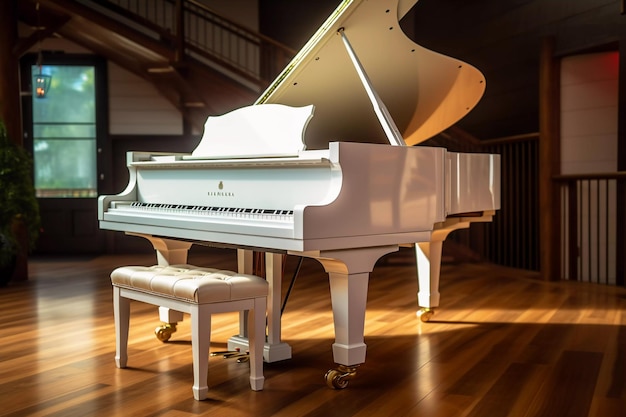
256, 0, 486, 149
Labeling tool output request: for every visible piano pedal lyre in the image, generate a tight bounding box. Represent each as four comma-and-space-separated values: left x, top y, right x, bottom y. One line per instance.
210, 349, 236, 357
324, 364, 359, 389
417, 307, 435, 323
154, 323, 177, 342
210, 347, 250, 362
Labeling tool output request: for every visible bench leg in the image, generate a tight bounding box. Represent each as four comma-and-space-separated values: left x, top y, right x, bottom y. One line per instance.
191, 305, 211, 401
249, 297, 266, 391
113, 287, 130, 368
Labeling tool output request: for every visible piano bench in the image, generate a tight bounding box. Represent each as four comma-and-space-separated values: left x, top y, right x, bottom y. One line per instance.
110, 264, 268, 401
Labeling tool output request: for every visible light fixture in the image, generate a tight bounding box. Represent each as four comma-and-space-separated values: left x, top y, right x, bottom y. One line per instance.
33, 2, 51, 99
34, 51, 51, 98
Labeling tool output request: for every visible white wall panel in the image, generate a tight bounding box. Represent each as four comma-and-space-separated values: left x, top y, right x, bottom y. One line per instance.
560, 52, 618, 175
108, 63, 183, 135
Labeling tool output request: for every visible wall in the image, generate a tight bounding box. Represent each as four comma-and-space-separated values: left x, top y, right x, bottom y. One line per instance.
259, 0, 338, 50
560, 51, 619, 284
561, 52, 619, 174
198, 0, 258, 31
108, 63, 183, 135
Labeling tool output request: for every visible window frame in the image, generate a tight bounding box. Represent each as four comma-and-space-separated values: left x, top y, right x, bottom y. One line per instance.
20, 52, 110, 199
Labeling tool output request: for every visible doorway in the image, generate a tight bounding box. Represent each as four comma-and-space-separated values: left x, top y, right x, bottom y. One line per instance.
21, 54, 109, 255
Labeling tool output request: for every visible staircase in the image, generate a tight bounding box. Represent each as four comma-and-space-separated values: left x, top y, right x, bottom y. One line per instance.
17, 0, 295, 131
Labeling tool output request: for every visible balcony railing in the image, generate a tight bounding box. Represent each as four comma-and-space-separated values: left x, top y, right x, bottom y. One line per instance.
481, 134, 540, 272
555, 173, 626, 285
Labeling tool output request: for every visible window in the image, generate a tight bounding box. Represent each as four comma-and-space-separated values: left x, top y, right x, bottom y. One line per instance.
31, 64, 97, 198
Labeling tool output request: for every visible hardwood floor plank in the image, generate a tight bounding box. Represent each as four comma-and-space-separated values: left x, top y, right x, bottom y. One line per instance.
524, 350, 603, 417
1, 249, 625, 416
464, 362, 541, 417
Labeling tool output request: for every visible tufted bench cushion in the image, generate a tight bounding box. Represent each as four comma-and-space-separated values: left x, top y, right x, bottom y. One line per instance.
110, 264, 268, 304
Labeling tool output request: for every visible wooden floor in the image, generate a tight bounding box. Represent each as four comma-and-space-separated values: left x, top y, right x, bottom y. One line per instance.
1, 247, 625, 417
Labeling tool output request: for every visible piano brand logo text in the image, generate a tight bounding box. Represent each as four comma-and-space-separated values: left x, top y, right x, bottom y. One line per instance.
208, 181, 234, 197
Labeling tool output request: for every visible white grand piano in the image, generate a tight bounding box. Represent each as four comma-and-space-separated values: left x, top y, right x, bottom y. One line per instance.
99, 0, 500, 389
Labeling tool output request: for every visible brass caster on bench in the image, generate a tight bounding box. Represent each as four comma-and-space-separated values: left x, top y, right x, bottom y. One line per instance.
155, 323, 177, 342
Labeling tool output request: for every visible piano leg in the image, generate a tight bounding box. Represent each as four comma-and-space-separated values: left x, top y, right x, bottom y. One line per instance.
128, 233, 193, 266
127, 234, 191, 341
265, 252, 291, 358
324, 270, 368, 389
414, 241, 442, 323
310, 245, 398, 389
414, 220, 475, 322
227, 249, 292, 363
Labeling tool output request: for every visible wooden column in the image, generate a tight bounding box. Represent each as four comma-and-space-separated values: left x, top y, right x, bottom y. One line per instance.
616, 42, 626, 286
0, 0, 22, 146
0, 0, 30, 283
538, 37, 561, 281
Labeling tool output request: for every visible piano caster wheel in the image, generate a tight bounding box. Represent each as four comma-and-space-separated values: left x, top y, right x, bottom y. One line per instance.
417, 308, 434, 322
155, 323, 177, 342
324, 364, 358, 389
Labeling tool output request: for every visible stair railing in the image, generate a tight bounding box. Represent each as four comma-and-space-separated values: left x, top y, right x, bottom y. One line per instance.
89, 0, 295, 90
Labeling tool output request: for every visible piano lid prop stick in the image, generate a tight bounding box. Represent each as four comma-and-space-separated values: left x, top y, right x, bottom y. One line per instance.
337, 27, 405, 147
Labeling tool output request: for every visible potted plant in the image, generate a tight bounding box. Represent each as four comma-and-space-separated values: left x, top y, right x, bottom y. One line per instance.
0, 120, 40, 286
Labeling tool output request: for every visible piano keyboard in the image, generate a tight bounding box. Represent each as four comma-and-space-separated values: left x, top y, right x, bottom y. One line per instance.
112, 202, 294, 222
